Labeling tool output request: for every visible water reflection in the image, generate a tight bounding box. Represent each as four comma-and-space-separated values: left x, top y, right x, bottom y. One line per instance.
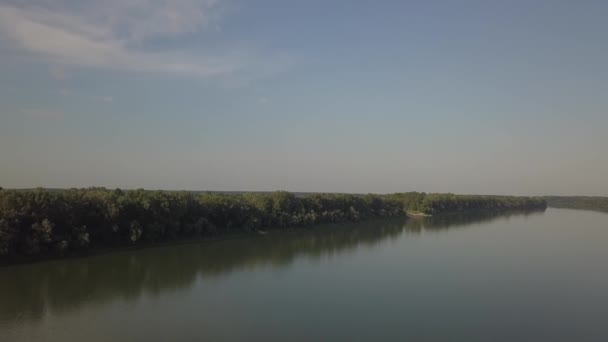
405, 208, 546, 232
0, 209, 544, 325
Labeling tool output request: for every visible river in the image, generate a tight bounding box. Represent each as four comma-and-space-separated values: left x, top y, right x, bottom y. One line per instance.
1, 208, 607, 341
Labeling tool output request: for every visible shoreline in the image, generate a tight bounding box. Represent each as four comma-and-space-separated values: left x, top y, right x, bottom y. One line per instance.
406, 211, 432, 218
0, 188, 548, 265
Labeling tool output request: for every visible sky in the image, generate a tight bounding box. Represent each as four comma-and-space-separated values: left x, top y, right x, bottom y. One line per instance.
0, 0, 607, 196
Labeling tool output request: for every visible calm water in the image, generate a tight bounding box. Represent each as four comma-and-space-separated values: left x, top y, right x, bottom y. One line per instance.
1, 208, 608, 341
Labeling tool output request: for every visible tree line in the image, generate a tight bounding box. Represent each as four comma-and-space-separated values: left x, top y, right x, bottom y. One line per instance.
0, 188, 546, 260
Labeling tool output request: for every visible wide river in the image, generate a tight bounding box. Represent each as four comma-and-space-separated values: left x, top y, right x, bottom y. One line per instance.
1, 208, 607, 341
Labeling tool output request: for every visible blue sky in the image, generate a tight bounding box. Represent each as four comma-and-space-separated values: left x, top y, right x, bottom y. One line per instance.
0, 0, 607, 195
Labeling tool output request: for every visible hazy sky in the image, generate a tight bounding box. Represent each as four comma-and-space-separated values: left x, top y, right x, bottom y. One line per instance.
1, 0, 607, 195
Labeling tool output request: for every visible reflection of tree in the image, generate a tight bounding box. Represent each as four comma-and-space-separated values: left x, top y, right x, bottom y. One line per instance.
405, 208, 546, 232
0, 209, 544, 324
0, 218, 406, 323
545, 196, 608, 213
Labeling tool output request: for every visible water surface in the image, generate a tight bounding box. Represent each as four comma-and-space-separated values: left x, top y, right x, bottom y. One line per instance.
1, 208, 608, 341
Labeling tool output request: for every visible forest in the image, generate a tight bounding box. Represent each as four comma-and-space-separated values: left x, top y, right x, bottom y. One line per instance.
0, 188, 546, 260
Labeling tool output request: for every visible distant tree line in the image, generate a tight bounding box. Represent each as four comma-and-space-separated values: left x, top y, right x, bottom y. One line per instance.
0, 188, 546, 260
544, 196, 608, 213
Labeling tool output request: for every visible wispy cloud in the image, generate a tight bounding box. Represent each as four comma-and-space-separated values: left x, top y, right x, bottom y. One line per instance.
57, 87, 113, 103
20, 108, 65, 120
0, 1, 240, 77
49, 65, 68, 80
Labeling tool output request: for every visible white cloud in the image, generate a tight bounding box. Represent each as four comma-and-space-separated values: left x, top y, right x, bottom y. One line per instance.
90, 0, 220, 42
0, 1, 239, 77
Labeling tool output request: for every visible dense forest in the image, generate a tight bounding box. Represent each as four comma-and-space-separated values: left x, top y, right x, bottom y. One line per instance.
545, 196, 608, 213
0, 188, 546, 261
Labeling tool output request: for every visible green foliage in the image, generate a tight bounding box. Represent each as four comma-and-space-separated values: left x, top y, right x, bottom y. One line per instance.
129, 221, 143, 243
0, 189, 403, 260
0, 219, 15, 256
0, 188, 546, 261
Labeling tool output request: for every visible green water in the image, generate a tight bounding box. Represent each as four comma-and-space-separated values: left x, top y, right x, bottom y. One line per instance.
1, 208, 608, 341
